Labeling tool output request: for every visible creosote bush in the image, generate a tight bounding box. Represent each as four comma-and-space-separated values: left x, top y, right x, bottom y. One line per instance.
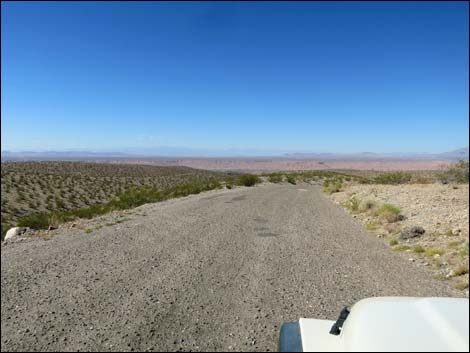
237, 174, 261, 187
268, 174, 283, 183
286, 175, 297, 185
373, 172, 412, 185
437, 161, 469, 184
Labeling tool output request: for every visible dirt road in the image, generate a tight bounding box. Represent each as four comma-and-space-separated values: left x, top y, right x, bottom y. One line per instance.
1, 184, 460, 351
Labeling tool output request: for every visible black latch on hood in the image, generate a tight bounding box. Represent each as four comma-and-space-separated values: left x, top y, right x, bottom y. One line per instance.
329, 307, 351, 336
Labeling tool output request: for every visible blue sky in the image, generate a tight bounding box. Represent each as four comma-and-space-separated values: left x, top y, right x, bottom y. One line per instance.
1, 1, 468, 154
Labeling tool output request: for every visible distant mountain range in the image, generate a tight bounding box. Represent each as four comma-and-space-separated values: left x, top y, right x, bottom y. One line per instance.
1, 150, 134, 160
1, 147, 468, 161
284, 148, 469, 161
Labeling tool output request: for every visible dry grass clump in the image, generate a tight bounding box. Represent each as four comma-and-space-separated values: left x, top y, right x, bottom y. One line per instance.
425, 248, 445, 257
375, 203, 403, 223
454, 282, 469, 290
359, 199, 377, 213
451, 265, 469, 277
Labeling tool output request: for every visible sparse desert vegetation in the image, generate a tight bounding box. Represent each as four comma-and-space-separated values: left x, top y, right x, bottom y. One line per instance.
375, 203, 403, 223
1, 162, 230, 237
327, 161, 469, 294
0, 164, 377, 238
437, 161, 469, 184
268, 173, 284, 183
2, 161, 468, 296
237, 174, 261, 187
2, 162, 286, 238
372, 171, 412, 184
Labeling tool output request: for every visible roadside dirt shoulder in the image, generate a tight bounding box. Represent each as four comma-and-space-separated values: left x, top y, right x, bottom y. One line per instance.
329, 183, 469, 295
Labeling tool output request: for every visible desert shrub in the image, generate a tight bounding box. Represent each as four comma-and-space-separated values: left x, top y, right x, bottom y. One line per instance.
376, 203, 402, 223
210, 180, 223, 190
383, 222, 400, 235
111, 187, 163, 209
286, 175, 297, 185
460, 242, 469, 257
413, 245, 425, 253
69, 204, 112, 218
237, 174, 261, 187
452, 265, 469, 277
373, 172, 412, 185
425, 248, 444, 257
393, 245, 411, 252
389, 239, 398, 246
413, 176, 433, 184
323, 179, 343, 194
56, 199, 66, 209
366, 220, 380, 231
268, 174, 283, 183
454, 282, 469, 290
437, 161, 469, 184
448, 241, 462, 248
359, 199, 376, 212
17, 213, 50, 229
343, 196, 360, 213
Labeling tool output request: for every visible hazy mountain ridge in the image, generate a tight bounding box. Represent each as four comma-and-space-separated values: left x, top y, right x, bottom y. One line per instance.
285, 148, 469, 160
1, 147, 468, 161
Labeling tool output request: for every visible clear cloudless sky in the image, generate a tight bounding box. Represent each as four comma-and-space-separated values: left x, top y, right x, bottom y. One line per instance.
1, 1, 469, 154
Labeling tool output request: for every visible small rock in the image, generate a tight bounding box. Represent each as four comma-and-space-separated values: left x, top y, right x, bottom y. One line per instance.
452, 228, 461, 236
433, 254, 441, 259
48, 225, 57, 231
399, 226, 425, 240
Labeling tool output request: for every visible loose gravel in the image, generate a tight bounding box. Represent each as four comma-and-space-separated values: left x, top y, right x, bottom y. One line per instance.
1, 184, 462, 352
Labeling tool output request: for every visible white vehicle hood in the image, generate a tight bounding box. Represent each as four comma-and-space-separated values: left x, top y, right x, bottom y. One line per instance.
299, 297, 469, 352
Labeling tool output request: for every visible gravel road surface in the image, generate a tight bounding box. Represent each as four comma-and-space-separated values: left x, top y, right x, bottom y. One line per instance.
1, 184, 460, 352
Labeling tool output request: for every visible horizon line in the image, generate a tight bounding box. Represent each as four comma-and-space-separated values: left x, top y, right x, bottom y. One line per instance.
1, 146, 468, 158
